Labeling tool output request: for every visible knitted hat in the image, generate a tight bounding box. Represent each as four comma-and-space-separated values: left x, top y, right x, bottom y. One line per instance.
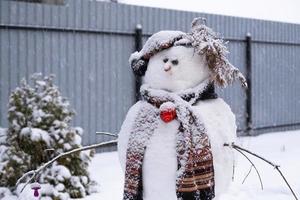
129, 18, 247, 88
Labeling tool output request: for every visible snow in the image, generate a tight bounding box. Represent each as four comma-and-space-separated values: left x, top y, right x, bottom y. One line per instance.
82, 129, 300, 200
123, 35, 243, 199
20, 127, 51, 146
0, 74, 94, 199
142, 118, 178, 200
129, 30, 185, 76
139, 31, 185, 57
51, 165, 72, 181
80, 152, 123, 200
132, 22, 246, 89
143, 45, 210, 92
32, 109, 46, 123
194, 97, 236, 198
118, 76, 236, 199
159, 101, 176, 111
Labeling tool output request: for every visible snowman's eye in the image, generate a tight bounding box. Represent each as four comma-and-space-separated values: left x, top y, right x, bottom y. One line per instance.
163, 58, 169, 63
171, 59, 179, 65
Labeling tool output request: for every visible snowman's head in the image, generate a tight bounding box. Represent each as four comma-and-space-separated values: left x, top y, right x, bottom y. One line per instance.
143, 45, 209, 92
129, 18, 247, 91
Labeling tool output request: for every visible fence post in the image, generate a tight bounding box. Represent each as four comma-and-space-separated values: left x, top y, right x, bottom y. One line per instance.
246, 33, 252, 134
134, 24, 143, 101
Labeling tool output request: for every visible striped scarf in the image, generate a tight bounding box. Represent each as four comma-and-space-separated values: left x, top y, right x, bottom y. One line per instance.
123, 80, 216, 200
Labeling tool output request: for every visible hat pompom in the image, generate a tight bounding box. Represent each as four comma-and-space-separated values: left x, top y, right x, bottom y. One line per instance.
129, 52, 147, 76
132, 60, 148, 76
186, 17, 247, 88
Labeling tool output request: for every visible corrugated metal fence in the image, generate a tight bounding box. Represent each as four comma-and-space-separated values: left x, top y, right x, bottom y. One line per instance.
1, 0, 300, 149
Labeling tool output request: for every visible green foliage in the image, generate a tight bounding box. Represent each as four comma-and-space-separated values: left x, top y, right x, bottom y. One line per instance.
0, 74, 95, 199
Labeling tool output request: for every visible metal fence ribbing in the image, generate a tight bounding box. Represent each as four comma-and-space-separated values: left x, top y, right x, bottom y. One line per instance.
1, 0, 300, 150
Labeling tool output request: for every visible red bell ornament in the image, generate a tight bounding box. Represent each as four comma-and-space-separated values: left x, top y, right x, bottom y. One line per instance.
159, 102, 177, 123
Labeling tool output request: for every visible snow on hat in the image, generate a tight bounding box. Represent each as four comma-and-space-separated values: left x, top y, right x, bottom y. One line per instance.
129, 18, 247, 88
129, 30, 185, 76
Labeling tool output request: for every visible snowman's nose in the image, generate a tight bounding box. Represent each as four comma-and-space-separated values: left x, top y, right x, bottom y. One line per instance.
164, 64, 171, 72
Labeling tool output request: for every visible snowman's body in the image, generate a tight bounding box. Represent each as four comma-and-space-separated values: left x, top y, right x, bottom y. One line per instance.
118, 98, 236, 200
118, 44, 237, 200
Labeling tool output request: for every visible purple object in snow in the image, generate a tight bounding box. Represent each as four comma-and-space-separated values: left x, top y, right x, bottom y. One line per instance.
31, 182, 41, 197
33, 188, 39, 197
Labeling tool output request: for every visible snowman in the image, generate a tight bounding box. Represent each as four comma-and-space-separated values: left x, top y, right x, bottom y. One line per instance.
118, 18, 247, 200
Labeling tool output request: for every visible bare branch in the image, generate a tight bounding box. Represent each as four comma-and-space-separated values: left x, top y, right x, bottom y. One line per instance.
230, 145, 264, 190
16, 139, 118, 192
242, 165, 253, 184
96, 131, 118, 138
16, 171, 35, 188
232, 156, 236, 182
44, 148, 55, 152
224, 142, 299, 200
230, 143, 279, 167
275, 165, 298, 200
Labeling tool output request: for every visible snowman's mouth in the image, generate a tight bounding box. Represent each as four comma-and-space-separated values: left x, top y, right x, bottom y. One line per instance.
165, 71, 173, 75
157, 80, 193, 92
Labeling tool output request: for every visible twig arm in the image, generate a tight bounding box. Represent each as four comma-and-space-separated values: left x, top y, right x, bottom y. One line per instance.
16, 139, 118, 192
224, 142, 299, 200
227, 144, 263, 189
242, 165, 253, 184
231, 143, 279, 167
275, 165, 299, 200
96, 132, 118, 138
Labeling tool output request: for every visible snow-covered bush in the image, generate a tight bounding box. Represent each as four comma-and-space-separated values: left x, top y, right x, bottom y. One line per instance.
0, 128, 8, 175
0, 74, 96, 199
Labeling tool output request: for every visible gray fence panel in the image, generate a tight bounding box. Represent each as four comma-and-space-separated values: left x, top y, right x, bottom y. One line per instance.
217, 41, 248, 132
3, 0, 300, 43
0, 31, 9, 126
252, 43, 300, 128
0, 27, 136, 148
1, 0, 300, 146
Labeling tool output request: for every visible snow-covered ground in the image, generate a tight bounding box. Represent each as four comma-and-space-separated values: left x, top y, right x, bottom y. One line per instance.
81, 129, 300, 200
